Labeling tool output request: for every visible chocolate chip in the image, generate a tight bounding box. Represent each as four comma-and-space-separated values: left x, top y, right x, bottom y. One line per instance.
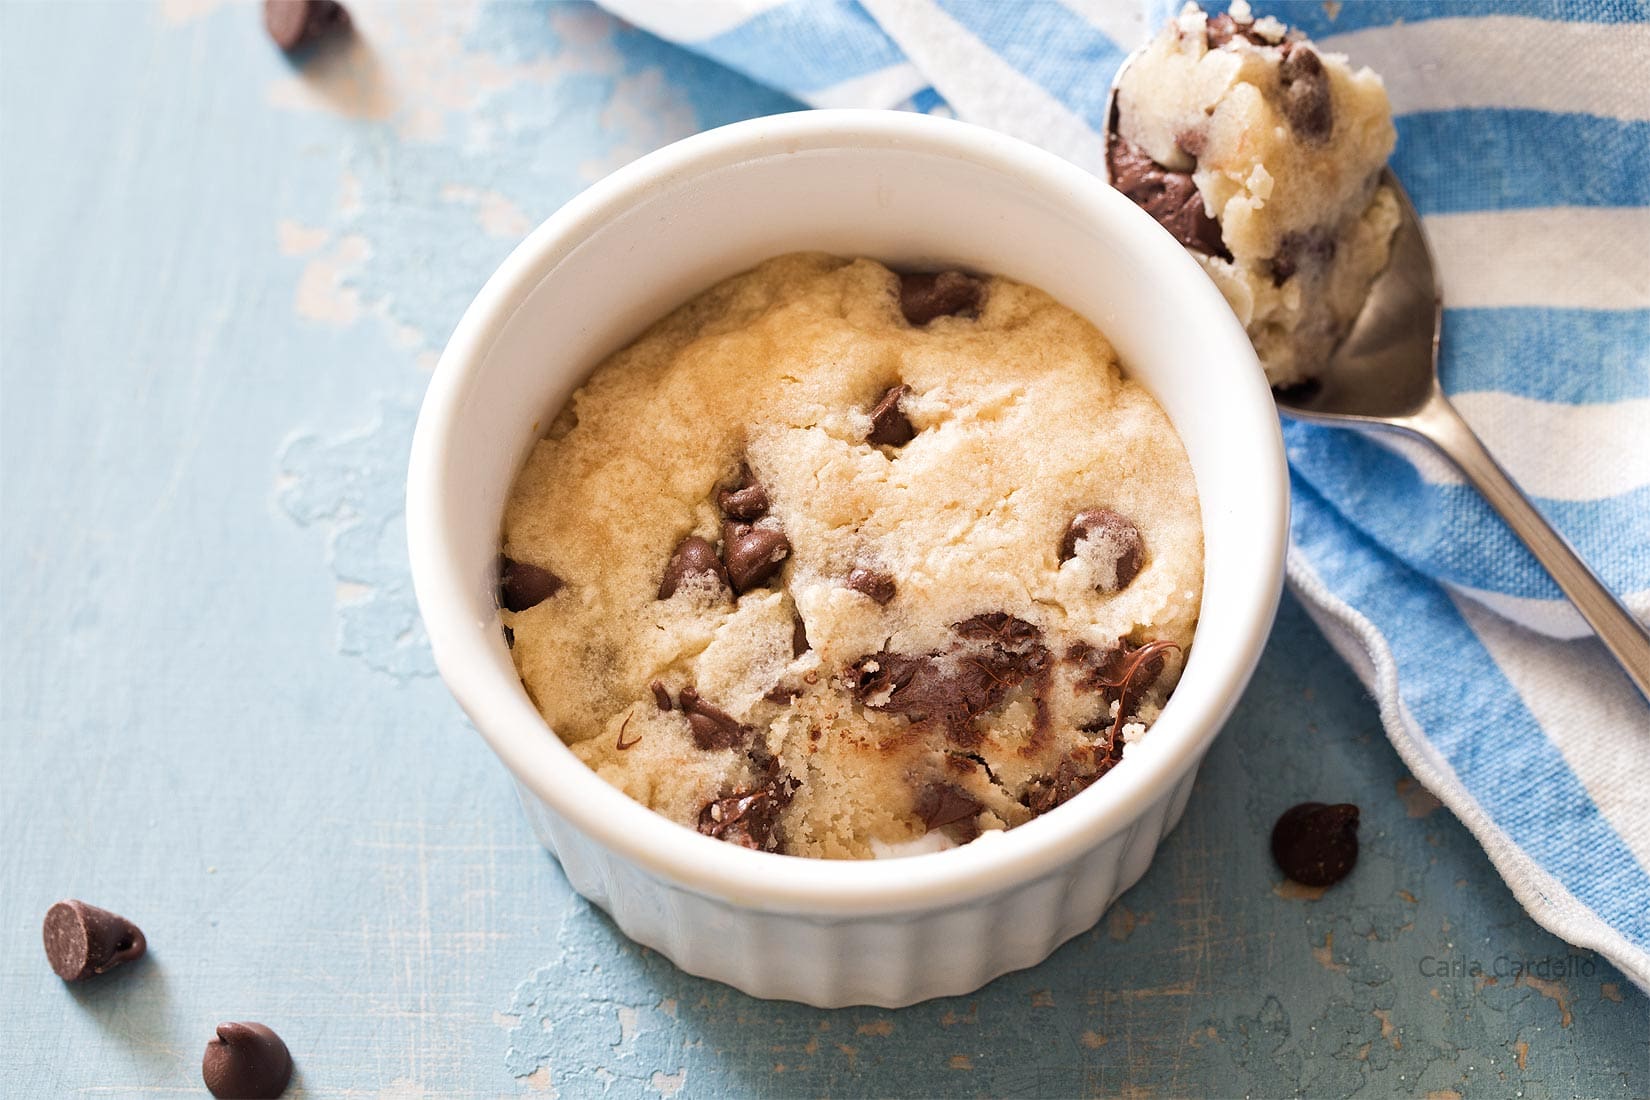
1279, 44, 1333, 143
678, 687, 750, 751
1205, 11, 1269, 49
845, 568, 896, 605
1271, 802, 1360, 887
716, 464, 770, 521
898, 271, 985, 326
1269, 228, 1337, 285
849, 615, 1047, 746
1071, 639, 1169, 703
263, 0, 349, 52
658, 535, 729, 600
203, 1022, 293, 1100
1025, 745, 1114, 816
791, 614, 810, 657
500, 557, 563, 612
915, 781, 983, 832
851, 653, 934, 715
1106, 133, 1229, 259
866, 384, 915, 447
1175, 128, 1208, 158
651, 680, 673, 711
954, 612, 1042, 645
1060, 509, 1145, 592
697, 774, 798, 852
722, 523, 790, 594
1072, 638, 1178, 744
42, 900, 146, 982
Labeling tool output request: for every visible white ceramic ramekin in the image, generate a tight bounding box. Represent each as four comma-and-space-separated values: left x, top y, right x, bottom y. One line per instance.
408, 110, 1287, 1008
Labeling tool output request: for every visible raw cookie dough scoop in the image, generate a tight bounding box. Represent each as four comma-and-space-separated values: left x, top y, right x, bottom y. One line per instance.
1103, 24, 1650, 702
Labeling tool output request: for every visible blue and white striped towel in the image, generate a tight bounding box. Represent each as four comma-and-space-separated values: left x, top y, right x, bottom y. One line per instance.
594, 0, 1650, 988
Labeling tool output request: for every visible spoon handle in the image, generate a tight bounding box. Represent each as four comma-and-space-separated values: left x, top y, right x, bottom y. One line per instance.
1398, 387, 1650, 704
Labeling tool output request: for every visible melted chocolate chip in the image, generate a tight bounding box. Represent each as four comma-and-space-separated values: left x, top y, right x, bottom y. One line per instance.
1072, 639, 1178, 742
716, 465, 770, 521
955, 612, 1042, 645
898, 271, 985, 326
722, 523, 790, 593
202, 1022, 293, 1100
697, 774, 798, 853
1071, 640, 1166, 703
1205, 11, 1270, 49
500, 557, 563, 612
677, 687, 750, 751
866, 384, 916, 447
1060, 509, 1145, 592
42, 900, 146, 982
1271, 802, 1360, 887
1279, 44, 1333, 143
845, 568, 896, 605
1025, 745, 1114, 817
651, 681, 673, 711
1269, 228, 1338, 285
850, 652, 940, 719
1106, 133, 1229, 259
849, 615, 1048, 746
915, 781, 983, 833
791, 613, 810, 657
264, 0, 349, 52
658, 535, 730, 600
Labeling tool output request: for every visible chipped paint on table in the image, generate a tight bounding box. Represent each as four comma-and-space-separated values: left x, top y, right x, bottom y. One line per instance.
1, 2, 1644, 1096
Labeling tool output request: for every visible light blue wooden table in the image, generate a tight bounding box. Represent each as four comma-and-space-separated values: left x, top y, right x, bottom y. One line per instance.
2, 3, 1644, 1096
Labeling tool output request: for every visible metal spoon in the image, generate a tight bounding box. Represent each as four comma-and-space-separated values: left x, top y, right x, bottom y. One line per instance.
1104, 54, 1650, 702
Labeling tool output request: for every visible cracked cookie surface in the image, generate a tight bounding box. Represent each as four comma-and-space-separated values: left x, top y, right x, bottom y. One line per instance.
502, 253, 1203, 859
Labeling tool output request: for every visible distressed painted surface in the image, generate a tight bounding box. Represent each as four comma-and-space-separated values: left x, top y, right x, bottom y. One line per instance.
0, 2, 1644, 1096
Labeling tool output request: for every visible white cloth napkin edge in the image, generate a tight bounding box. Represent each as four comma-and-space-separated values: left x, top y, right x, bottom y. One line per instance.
1288, 548, 1650, 993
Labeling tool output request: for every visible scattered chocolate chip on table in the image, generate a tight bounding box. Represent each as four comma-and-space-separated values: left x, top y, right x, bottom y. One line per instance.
1272, 801, 1361, 887
203, 1022, 294, 1100
42, 899, 147, 982
262, 0, 350, 52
